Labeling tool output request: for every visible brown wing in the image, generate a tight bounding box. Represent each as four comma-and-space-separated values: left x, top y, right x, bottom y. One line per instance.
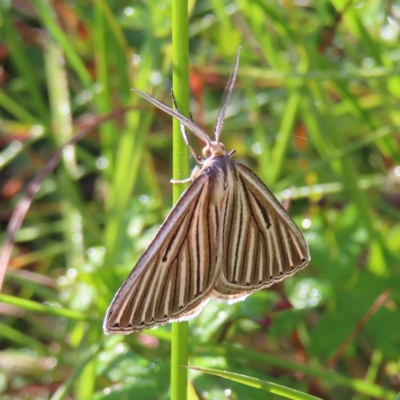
213, 162, 310, 301
104, 172, 219, 334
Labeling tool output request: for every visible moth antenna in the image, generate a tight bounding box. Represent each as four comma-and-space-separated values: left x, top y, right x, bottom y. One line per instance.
132, 88, 213, 147
214, 46, 242, 142
171, 90, 203, 162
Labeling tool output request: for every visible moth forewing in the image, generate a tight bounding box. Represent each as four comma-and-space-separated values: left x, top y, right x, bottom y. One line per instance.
213, 162, 309, 300
103, 48, 310, 334
103, 171, 221, 334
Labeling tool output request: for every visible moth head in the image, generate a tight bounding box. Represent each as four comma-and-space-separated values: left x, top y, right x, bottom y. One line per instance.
202, 141, 226, 159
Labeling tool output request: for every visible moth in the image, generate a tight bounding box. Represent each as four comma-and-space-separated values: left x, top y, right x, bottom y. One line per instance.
104, 47, 310, 334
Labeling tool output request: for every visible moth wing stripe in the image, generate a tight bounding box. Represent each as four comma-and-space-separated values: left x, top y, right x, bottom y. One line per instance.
139, 256, 166, 323
235, 177, 250, 283
244, 222, 255, 285
205, 198, 213, 286
237, 181, 251, 284
270, 218, 283, 274
149, 214, 192, 320
221, 184, 231, 278
126, 265, 156, 325
237, 175, 264, 284
226, 185, 236, 279
179, 249, 187, 308
232, 182, 244, 282
252, 228, 260, 284
236, 173, 274, 283
243, 183, 274, 280
147, 195, 200, 321
266, 221, 274, 280
172, 259, 179, 313
152, 190, 203, 321
190, 208, 198, 298
290, 231, 307, 262
237, 163, 289, 216
239, 220, 250, 285
237, 163, 306, 240
116, 264, 154, 325
163, 279, 173, 318
187, 189, 206, 299
281, 224, 294, 267
237, 163, 309, 266
195, 204, 201, 295
196, 187, 209, 293
186, 239, 192, 302
159, 259, 177, 318
259, 232, 265, 283
151, 256, 170, 319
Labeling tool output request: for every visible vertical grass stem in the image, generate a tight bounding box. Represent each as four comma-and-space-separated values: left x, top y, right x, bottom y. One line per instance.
171, 0, 190, 399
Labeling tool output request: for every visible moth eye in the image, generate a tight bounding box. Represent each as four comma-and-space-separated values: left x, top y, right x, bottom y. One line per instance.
220, 143, 225, 151
202, 146, 211, 158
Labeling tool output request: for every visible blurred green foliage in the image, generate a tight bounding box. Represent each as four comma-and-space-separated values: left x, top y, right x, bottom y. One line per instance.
0, 0, 400, 399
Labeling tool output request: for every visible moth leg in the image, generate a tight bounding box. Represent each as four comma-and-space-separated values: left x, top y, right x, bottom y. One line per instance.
171, 90, 202, 162
171, 166, 202, 184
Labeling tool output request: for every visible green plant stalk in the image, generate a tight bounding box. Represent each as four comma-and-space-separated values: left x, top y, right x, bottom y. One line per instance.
171, 0, 190, 399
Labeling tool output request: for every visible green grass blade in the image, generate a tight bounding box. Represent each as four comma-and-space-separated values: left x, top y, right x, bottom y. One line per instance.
188, 366, 323, 400
0, 293, 99, 322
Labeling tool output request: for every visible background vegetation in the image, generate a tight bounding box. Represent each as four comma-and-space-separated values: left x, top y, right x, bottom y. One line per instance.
1, 0, 400, 399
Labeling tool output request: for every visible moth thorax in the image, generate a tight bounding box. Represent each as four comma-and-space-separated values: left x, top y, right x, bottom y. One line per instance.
202, 141, 226, 159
